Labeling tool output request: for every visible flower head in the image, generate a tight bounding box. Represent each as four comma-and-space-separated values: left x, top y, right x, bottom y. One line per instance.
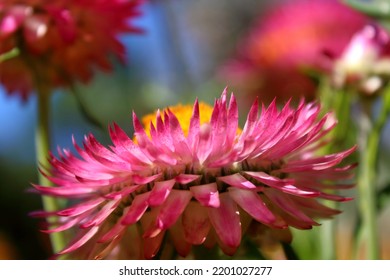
220, 0, 368, 103
0, 0, 142, 100
333, 24, 390, 95
33, 88, 356, 259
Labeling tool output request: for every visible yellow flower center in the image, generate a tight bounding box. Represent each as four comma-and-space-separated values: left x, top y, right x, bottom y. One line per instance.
141, 102, 215, 137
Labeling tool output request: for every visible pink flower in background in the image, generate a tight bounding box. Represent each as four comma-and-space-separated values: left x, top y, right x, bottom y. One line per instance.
0, 0, 143, 100
33, 89, 356, 259
220, 0, 368, 103
333, 24, 390, 95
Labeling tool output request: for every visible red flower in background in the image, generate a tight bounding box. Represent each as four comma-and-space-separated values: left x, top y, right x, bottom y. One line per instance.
220, 0, 368, 104
0, 0, 143, 100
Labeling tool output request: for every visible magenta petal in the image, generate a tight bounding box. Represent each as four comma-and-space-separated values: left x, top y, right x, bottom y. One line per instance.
143, 231, 165, 260
104, 184, 140, 199
240, 98, 259, 138
175, 174, 201, 184
168, 109, 192, 158
245, 171, 319, 197
121, 192, 150, 225
0, 15, 20, 35
190, 183, 220, 207
187, 99, 200, 151
140, 211, 166, 259
182, 201, 211, 245
208, 193, 241, 249
132, 173, 161, 184
156, 190, 192, 231
197, 123, 213, 164
98, 221, 126, 243
0, 5, 31, 35
80, 198, 121, 228
41, 215, 85, 233
169, 220, 192, 257
263, 189, 319, 226
59, 226, 99, 255
148, 179, 175, 207
57, 197, 105, 217
228, 188, 279, 226
218, 173, 256, 189
226, 94, 239, 144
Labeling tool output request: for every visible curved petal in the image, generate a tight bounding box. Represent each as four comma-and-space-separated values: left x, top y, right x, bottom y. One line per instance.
263, 189, 319, 226
169, 219, 192, 257
175, 174, 201, 184
121, 192, 150, 225
140, 210, 165, 259
59, 226, 99, 255
80, 198, 121, 228
218, 173, 256, 189
208, 193, 241, 249
190, 183, 220, 207
156, 190, 192, 231
228, 188, 281, 227
182, 201, 211, 245
57, 197, 105, 217
148, 179, 175, 207
245, 171, 319, 197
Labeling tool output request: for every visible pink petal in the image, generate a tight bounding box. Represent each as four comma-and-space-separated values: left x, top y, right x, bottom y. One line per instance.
104, 184, 140, 199
208, 193, 241, 249
197, 123, 213, 164
80, 198, 121, 228
175, 174, 201, 184
226, 94, 239, 145
190, 183, 220, 207
228, 188, 281, 227
57, 197, 105, 217
98, 221, 126, 243
148, 179, 175, 207
132, 173, 161, 184
41, 215, 86, 233
218, 173, 256, 189
140, 211, 165, 259
143, 231, 165, 259
145, 190, 192, 238
245, 171, 319, 197
281, 146, 357, 172
32, 184, 96, 198
263, 189, 319, 226
187, 99, 200, 152
121, 192, 150, 225
240, 97, 259, 138
59, 226, 99, 255
168, 109, 192, 159
0, 5, 31, 35
182, 201, 211, 245
109, 123, 151, 166
169, 219, 192, 257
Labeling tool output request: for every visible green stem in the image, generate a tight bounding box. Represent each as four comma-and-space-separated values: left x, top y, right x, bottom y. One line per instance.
0, 47, 20, 63
35, 85, 67, 254
356, 89, 390, 259
318, 85, 352, 260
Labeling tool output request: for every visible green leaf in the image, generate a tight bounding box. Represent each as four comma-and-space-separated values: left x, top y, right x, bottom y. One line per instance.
0, 48, 20, 63
344, 0, 390, 18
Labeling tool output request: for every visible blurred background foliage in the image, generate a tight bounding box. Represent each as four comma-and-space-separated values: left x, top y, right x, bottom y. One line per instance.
0, 0, 389, 259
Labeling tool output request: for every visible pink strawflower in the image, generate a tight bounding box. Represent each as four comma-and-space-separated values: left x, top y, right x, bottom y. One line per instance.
33, 89, 356, 259
0, 0, 142, 100
333, 24, 390, 95
220, 0, 368, 103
